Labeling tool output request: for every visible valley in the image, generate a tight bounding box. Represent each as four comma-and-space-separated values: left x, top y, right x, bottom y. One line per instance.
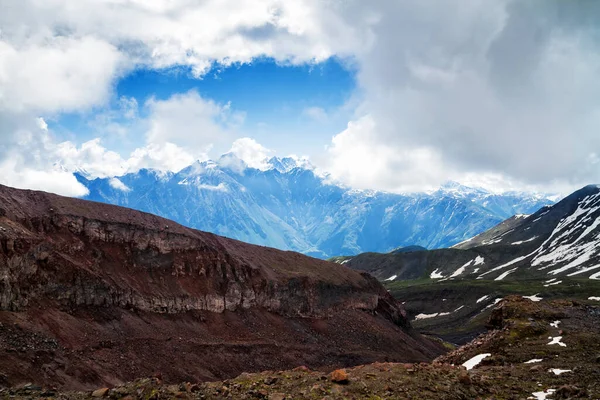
1, 183, 599, 399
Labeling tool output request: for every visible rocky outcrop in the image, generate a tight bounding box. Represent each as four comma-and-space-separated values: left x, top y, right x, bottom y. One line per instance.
0, 185, 402, 318
0, 184, 441, 389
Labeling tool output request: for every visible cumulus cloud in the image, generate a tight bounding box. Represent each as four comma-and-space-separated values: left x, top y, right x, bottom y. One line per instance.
0, 36, 123, 113
325, 115, 447, 193
145, 91, 243, 151
1, 0, 600, 195
127, 142, 197, 173
53, 139, 128, 178
323, 0, 600, 192
228, 138, 273, 170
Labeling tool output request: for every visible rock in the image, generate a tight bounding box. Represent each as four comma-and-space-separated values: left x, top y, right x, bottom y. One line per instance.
458, 373, 471, 385
529, 365, 543, 372
269, 393, 286, 400
91, 387, 109, 397
264, 377, 278, 385
330, 369, 349, 384
293, 365, 310, 372
556, 385, 585, 398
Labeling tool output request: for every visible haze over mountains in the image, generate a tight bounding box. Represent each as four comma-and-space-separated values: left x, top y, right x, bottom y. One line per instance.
74, 154, 555, 258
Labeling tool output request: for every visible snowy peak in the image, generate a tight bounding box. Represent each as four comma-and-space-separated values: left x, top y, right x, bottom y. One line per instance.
75, 160, 557, 258
267, 156, 314, 173
437, 181, 489, 198
455, 184, 600, 280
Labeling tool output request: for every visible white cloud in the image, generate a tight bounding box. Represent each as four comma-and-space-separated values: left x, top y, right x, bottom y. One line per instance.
228, 137, 272, 170
145, 91, 242, 151
1, 0, 600, 195
303, 106, 328, 122
197, 183, 228, 192
0, 36, 123, 113
53, 139, 128, 178
319, 0, 600, 192
127, 142, 197, 173
325, 115, 447, 193
108, 177, 131, 192
36, 117, 48, 131
0, 124, 90, 197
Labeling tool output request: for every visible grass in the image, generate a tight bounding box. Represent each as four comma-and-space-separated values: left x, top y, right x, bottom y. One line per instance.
383, 277, 600, 342
385, 277, 600, 300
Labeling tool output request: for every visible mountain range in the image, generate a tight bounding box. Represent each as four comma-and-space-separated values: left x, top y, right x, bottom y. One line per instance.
74, 154, 555, 258
337, 184, 600, 344
341, 184, 600, 282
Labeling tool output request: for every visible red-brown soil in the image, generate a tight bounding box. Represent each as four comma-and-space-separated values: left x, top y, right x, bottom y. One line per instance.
0, 185, 444, 390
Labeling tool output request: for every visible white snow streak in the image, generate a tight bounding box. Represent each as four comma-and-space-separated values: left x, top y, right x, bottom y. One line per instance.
476, 295, 489, 303
548, 368, 572, 375
547, 336, 566, 347
511, 236, 538, 245
529, 389, 556, 400
462, 353, 491, 370
495, 267, 518, 281
522, 294, 542, 302
430, 269, 445, 279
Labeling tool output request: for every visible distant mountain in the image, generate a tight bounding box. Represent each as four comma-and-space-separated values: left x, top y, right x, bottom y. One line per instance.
341, 184, 600, 281
338, 184, 600, 344
75, 155, 555, 258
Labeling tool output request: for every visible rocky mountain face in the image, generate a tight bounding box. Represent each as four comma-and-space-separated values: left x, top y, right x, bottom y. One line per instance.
338, 185, 600, 344
0, 184, 443, 390
341, 185, 600, 282
5, 296, 599, 399
75, 155, 554, 258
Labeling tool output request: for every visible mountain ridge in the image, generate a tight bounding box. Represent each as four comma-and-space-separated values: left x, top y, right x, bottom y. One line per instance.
0, 183, 444, 389
74, 155, 555, 258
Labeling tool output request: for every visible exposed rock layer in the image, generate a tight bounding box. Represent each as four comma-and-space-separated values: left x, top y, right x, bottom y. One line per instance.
0, 184, 443, 389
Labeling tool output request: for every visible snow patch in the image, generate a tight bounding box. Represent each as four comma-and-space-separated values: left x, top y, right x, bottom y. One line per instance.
548, 368, 571, 375
522, 294, 542, 302
529, 389, 556, 400
544, 280, 562, 287
550, 320, 561, 328
547, 336, 566, 347
524, 359, 543, 364
414, 310, 452, 320
430, 269, 445, 279
511, 236, 538, 245
495, 267, 518, 281
462, 353, 491, 370
588, 296, 600, 301
476, 295, 489, 303
385, 275, 397, 281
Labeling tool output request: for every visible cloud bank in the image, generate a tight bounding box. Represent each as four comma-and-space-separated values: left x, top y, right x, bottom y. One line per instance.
0, 0, 598, 196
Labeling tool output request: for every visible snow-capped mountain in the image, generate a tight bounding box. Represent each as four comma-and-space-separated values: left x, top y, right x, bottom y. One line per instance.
343, 184, 600, 280
75, 155, 555, 258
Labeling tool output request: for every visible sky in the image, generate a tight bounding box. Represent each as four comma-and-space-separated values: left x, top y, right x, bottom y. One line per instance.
1, 0, 599, 197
